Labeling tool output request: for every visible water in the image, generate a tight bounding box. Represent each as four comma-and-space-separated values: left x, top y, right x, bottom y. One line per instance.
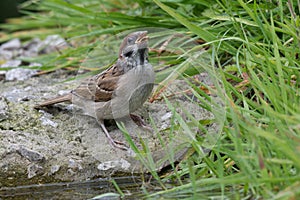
0, 176, 146, 200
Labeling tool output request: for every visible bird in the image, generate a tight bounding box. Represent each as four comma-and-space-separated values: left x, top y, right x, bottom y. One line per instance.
35, 31, 155, 150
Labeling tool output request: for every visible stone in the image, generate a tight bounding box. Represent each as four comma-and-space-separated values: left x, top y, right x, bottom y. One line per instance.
97, 158, 131, 171
1, 38, 21, 50
39, 35, 68, 54
17, 146, 45, 162
5, 68, 37, 81
27, 163, 43, 179
50, 165, 60, 175
0, 60, 22, 68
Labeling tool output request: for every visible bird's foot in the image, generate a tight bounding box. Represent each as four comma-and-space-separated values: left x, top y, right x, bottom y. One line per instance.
98, 120, 128, 151
108, 138, 128, 151
130, 114, 153, 132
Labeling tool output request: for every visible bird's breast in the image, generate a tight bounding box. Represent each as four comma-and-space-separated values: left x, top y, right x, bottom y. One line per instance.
110, 63, 155, 118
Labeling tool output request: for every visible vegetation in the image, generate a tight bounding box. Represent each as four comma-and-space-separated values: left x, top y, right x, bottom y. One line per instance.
1, 0, 299, 199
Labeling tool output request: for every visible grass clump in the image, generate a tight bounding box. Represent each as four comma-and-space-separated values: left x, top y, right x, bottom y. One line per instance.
1, 0, 299, 199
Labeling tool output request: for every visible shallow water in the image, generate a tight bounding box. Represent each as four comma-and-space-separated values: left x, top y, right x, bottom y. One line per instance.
0, 176, 145, 200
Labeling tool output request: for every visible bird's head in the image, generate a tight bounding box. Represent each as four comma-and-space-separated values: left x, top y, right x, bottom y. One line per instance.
118, 31, 149, 66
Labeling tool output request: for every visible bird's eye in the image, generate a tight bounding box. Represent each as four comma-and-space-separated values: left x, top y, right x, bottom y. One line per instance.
124, 50, 133, 57
127, 37, 134, 44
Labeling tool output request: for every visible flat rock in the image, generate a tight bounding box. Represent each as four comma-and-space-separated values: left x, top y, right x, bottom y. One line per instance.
0, 70, 220, 187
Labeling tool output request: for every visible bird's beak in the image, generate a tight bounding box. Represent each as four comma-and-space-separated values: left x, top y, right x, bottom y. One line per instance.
136, 31, 148, 43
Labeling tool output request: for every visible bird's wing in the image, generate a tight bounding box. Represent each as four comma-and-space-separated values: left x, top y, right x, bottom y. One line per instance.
71, 64, 124, 102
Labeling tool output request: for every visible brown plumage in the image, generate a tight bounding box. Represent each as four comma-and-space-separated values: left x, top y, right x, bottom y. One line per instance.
35, 64, 123, 107
35, 31, 155, 150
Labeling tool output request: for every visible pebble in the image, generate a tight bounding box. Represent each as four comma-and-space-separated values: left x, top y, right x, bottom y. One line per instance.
5, 68, 37, 81
50, 165, 61, 175
0, 60, 22, 68
1, 38, 21, 50
97, 158, 131, 171
23, 38, 41, 57
40, 116, 58, 128
39, 35, 68, 54
17, 146, 45, 162
68, 158, 83, 171
38, 110, 58, 128
27, 163, 43, 179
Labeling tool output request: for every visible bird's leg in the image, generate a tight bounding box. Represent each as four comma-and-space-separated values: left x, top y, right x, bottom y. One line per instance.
130, 114, 153, 132
97, 119, 128, 151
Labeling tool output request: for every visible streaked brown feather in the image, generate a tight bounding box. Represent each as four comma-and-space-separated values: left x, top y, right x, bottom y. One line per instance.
71, 64, 124, 102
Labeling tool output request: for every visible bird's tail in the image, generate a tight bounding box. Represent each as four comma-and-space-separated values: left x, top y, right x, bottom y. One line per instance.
34, 93, 72, 109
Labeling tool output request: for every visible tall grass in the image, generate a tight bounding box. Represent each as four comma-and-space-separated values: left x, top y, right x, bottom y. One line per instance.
1, 0, 299, 198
